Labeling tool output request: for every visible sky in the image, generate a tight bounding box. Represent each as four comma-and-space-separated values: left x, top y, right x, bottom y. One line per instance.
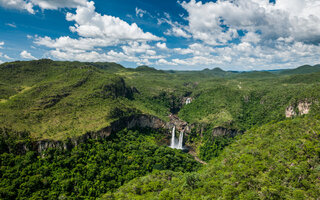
0, 0, 320, 71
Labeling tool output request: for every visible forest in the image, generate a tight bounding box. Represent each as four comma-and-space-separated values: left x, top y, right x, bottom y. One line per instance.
1, 60, 320, 199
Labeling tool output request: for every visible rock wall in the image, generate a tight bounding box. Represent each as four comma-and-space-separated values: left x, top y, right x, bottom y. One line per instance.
285, 100, 312, 118
21, 114, 168, 153
168, 114, 191, 133
212, 127, 241, 138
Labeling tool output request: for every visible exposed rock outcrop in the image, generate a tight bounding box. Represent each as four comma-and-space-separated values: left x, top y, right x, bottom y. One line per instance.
298, 101, 312, 115
286, 106, 296, 118
11, 114, 168, 154
168, 114, 191, 133
212, 127, 241, 138
182, 97, 193, 105
285, 100, 312, 118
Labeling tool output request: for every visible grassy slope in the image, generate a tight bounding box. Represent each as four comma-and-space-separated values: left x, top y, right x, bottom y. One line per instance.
105, 115, 320, 199
0, 61, 172, 140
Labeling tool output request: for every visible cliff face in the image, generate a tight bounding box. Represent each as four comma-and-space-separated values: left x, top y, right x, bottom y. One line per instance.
168, 114, 191, 133
13, 114, 168, 153
212, 127, 241, 138
285, 100, 312, 118
5, 114, 243, 154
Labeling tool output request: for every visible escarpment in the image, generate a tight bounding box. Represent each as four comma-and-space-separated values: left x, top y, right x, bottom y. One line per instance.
1, 114, 169, 154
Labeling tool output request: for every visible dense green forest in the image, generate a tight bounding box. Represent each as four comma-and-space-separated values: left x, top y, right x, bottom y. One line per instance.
107, 116, 320, 199
1, 60, 320, 199
0, 128, 199, 199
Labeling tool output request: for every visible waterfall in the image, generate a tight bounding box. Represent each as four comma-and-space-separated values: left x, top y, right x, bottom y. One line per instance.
177, 130, 184, 149
170, 126, 184, 149
170, 126, 176, 148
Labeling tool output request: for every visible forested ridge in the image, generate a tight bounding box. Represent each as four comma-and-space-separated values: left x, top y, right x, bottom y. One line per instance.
1, 60, 320, 199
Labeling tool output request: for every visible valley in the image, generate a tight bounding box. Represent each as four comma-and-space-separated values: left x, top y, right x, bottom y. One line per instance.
1, 60, 320, 199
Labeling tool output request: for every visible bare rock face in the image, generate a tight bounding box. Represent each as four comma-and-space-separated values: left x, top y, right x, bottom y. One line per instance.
298, 101, 312, 115
212, 127, 241, 138
182, 97, 193, 105
286, 106, 296, 118
22, 114, 168, 153
286, 100, 312, 118
169, 114, 190, 133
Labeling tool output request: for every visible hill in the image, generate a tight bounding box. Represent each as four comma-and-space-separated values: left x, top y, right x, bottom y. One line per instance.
277, 64, 320, 75
1, 60, 320, 199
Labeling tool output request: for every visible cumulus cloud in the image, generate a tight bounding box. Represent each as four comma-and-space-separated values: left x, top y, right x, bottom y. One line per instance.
34, 36, 118, 51
156, 42, 168, 50
4, 0, 320, 70
0, 41, 4, 48
144, 0, 318, 70
165, 26, 191, 38
34, 1, 163, 64
66, 2, 161, 41
156, 58, 177, 66
20, 50, 36, 59
122, 41, 156, 56
0, 0, 87, 13
0, 0, 34, 14
180, 0, 320, 45
30, 0, 87, 10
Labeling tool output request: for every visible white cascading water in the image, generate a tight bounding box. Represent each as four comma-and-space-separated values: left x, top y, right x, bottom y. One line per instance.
170, 126, 184, 149
170, 126, 176, 148
177, 130, 184, 149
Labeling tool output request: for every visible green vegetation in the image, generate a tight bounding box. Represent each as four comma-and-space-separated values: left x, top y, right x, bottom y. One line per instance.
1, 60, 320, 199
107, 116, 320, 199
0, 128, 199, 199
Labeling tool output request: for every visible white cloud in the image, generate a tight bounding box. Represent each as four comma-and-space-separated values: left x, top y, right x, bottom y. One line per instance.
156, 42, 168, 50
34, 36, 118, 51
156, 58, 177, 65
66, 2, 161, 41
242, 32, 261, 44
20, 50, 37, 59
165, 26, 191, 38
30, 0, 87, 10
0, 0, 87, 13
159, 14, 191, 38
3, 54, 13, 60
174, 43, 215, 56
135, 7, 147, 18
0, 41, 4, 48
0, 0, 34, 14
180, 0, 320, 45
34, 1, 163, 65
0, 52, 13, 60
6, 23, 17, 28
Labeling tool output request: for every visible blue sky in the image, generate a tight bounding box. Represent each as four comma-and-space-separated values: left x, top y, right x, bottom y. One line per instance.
0, 0, 319, 70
